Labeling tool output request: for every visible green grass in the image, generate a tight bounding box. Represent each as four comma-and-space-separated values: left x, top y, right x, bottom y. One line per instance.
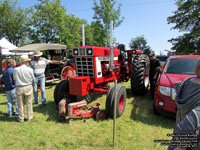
0, 81, 175, 150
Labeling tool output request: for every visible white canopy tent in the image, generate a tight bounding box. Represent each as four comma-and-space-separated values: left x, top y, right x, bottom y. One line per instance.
0, 37, 18, 55
10, 43, 67, 52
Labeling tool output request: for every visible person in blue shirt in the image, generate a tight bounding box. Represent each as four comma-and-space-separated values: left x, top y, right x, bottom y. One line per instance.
2, 59, 18, 116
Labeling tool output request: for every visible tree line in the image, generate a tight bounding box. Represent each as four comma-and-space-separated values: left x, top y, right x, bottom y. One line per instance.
0, 0, 124, 50
167, 0, 200, 54
0, 0, 199, 54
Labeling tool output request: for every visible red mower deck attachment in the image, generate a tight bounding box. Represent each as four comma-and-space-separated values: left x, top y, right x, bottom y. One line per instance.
68, 100, 100, 118
58, 99, 105, 122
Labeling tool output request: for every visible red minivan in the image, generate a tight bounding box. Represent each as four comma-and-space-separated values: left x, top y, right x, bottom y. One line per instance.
153, 55, 200, 116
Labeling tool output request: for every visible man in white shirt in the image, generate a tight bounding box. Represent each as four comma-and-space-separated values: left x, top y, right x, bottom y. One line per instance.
13, 55, 35, 122
30, 50, 65, 106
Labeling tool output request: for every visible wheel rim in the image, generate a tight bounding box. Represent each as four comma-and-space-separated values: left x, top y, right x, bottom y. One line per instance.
61, 66, 74, 80
119, 94, 125, 111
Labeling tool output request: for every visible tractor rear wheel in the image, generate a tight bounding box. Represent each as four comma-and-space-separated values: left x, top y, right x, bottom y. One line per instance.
54, 80, 77, 105
131, 54, 150, 95
105, 84, 127, 118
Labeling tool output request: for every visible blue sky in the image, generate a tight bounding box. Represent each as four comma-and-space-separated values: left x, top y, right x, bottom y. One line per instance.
17, 0, 181, 55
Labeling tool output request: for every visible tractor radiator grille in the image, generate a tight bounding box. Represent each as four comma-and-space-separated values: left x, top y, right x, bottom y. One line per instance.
75, 57, 94, 78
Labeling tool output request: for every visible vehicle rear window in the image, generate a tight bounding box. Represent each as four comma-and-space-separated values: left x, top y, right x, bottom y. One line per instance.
164, 58, 199, 75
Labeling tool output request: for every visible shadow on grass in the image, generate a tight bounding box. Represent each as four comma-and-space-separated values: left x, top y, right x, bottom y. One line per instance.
0, 92, 6, 96
0, 102, 7, 105
33, 101, 60, 123
77, 92, 104, 103
126, 88, 133, 99
0, 111, 18, 122
129, 89, 175, 129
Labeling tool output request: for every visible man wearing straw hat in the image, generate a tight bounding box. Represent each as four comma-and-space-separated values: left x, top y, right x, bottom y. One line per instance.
30, 50, 65, 106
13, 55, 35, 122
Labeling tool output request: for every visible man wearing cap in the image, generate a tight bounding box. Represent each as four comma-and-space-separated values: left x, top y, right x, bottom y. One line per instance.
2, 59, 18, 116
30, 50, 65, 106
149, 52, 160, 100
13, 55, 35, 122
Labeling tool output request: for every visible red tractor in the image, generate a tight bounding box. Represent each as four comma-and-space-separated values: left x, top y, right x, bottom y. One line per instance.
54, 45, 149, 118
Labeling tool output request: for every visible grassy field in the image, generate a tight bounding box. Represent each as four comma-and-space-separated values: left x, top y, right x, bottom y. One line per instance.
0, 81, 175, 150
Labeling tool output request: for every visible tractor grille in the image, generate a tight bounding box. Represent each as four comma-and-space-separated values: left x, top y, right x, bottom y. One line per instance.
76, 57, 94, 78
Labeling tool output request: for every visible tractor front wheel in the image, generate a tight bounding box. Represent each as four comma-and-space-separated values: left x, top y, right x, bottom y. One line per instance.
60, 66, 76, 80
54, 80, 77, 105
131, 54, 150, 95
105, 84, 127, 118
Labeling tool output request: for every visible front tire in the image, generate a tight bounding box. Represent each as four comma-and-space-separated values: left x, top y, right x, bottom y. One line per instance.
106, 84, 127, 118
54, 80, 77, 105
131, 54, 149, 95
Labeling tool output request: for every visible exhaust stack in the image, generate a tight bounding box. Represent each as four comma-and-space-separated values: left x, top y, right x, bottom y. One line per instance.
109, 20, 114, 72
82, 24, 85, 46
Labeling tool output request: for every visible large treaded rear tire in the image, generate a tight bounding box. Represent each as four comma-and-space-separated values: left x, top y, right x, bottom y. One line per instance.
131, 54, 150, 95
54, 80, 77, 105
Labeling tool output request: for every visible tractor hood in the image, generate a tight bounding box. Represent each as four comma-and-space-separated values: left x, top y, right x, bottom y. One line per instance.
159, 73, 195, 88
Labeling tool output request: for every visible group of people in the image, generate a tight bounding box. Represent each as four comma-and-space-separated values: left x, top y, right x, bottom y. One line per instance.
2, 50, 65, 122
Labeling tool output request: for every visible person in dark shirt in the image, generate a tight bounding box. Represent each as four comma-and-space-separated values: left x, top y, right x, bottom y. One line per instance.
149, 52, 160, 100
2, 59, 18, 116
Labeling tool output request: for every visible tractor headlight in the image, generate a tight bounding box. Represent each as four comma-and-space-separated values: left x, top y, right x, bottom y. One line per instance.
159, 86, 171, 97
87, 48, 93, 55
73, 49, 78, 55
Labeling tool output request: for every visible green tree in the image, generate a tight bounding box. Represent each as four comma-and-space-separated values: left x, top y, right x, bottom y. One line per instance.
129, 35, 151, 55
30, 0, 66, 43
59, 14, 82, 49
168, 0, 200, 54
0, 0, 31, 46
93, 0, 124, 46
29, 0, 82, 49
91, 21, 106, 46
85, 24, 94, 46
